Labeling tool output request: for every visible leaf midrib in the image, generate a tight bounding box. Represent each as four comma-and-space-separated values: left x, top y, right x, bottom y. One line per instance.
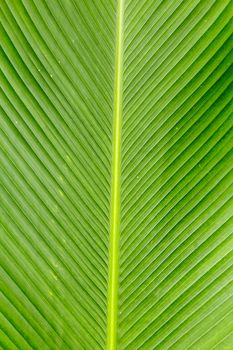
107, 0, 125, 349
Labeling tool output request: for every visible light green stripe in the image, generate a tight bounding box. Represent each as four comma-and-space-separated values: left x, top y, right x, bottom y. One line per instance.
107, 0, 125, 349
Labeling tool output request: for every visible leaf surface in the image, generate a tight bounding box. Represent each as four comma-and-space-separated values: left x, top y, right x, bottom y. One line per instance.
0, 0, 233, 349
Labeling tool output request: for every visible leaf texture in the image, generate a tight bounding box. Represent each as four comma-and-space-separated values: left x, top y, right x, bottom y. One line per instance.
0, 0, 233, 349
0, 1, 115, 349
118, 1, 233, 348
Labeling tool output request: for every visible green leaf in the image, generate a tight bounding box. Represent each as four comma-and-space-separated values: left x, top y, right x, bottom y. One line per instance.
0, 0, 232, 349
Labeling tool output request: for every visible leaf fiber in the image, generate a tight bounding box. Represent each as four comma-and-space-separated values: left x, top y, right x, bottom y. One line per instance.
0, 0, 233, 349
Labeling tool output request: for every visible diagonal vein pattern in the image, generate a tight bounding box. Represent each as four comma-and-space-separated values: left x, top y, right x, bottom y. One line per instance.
0, 0, 233, 349
0, 0, 115, 349
118, 0, 233, 348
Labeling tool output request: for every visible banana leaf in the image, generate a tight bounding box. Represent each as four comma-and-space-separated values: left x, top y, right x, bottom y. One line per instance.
0, 0, 233, 349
